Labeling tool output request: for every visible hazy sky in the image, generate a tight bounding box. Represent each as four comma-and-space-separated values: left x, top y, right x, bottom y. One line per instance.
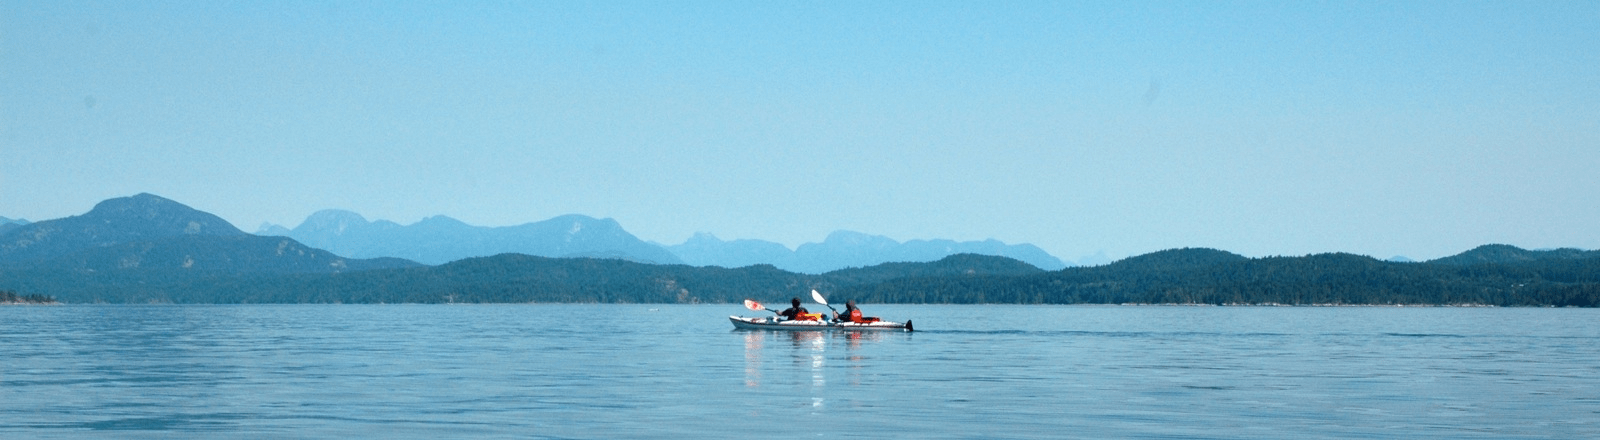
3, 1, 1597, 262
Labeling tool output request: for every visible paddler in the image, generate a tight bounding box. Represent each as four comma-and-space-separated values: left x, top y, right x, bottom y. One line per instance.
833, 300, 864, 323
779, 298, 810, 320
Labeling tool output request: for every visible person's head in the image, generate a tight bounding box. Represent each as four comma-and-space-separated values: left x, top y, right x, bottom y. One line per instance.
846, 300, 856, 308
791, 298, 801, 307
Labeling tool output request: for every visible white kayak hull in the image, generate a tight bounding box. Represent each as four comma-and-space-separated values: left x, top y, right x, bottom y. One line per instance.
729, 315, 913, 332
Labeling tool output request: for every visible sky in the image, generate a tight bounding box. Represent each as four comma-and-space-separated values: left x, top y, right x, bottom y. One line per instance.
3, 1, 1597, 263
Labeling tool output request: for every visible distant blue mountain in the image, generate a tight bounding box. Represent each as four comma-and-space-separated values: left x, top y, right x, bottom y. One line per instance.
0, 193, 246, 263
0, 216, 29, 235
667, 230, 1067, 274
669, 233, 799, 270
0, 194, 415, 273
259, 210, 684, 265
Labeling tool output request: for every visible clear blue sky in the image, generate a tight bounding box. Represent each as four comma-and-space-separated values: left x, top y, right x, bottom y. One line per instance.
3, 1, 1597, 262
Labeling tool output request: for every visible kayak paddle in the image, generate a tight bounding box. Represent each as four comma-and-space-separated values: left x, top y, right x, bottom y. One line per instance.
744, 299, 780, 315
810, 289, 841, 316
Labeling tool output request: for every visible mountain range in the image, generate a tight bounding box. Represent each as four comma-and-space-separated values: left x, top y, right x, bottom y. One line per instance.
0, 194, 417, 273
257, 210, 683, 266
258, 212, 1067, 272
3, 193, 1598, 307
666, 231, 1066, 273
2, 192, 1066, 277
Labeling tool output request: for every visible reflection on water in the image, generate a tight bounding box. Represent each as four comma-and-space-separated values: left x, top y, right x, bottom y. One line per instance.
742, 331, 762, 387
806, 333, 824, 409
739, 330, 894, 395
840, 329, 887, 350
740, 330, 833, 410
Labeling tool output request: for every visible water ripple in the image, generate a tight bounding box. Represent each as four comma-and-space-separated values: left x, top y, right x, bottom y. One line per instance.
2, 304, 1597, 439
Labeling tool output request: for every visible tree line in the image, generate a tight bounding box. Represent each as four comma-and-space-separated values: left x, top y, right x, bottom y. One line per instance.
2, 250, 1597, 306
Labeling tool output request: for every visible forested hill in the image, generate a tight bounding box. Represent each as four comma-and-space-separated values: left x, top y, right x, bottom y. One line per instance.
2, 247, 1597, 306
0, 253, 1036, 304
1426, 244, 1600, 266
839, 248, 1600, 307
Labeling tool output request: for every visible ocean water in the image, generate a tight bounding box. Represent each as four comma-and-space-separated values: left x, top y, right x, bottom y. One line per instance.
2, 304, 1596, 439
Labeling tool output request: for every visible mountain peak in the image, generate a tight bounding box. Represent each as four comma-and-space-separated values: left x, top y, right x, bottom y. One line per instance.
545, 214, 619, 231
256, 222, 293, 236
88, 192, 166, 212
273, 211, 682, 265
723, 230, 1068, 273
1, 193, 247, 263
688, 232, 722, 243
297, 210, 371, 234
80, 193, 245, 236
415, 215, 471, 229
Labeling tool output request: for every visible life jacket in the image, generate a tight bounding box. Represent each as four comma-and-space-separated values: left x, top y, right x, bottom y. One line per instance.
844, 310, 883, 324
782, 307, 812, 320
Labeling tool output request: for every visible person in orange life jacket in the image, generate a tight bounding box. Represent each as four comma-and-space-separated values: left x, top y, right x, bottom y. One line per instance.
779, 298, 811, 320
834, 300, 864, 323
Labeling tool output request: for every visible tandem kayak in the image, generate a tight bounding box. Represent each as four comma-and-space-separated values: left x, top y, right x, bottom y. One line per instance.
729, 315, 913, 332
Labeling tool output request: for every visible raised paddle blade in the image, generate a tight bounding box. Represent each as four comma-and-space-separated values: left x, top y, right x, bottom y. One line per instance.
811, 289, 840, 316
743, 299, 764, 311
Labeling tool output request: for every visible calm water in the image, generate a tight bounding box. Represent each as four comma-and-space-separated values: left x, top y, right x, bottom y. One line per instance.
2, 304, 1597, 439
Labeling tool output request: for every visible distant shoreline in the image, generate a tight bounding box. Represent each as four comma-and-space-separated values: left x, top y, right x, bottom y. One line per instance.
1, 291, 58, 305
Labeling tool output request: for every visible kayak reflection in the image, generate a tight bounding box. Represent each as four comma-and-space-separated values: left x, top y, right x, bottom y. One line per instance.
739, 329, 895, 391
741, 330, 827, 389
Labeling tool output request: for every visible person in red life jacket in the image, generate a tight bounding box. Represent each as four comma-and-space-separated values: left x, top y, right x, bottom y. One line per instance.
834, 300, 864, 323
779, 298, 811, 320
